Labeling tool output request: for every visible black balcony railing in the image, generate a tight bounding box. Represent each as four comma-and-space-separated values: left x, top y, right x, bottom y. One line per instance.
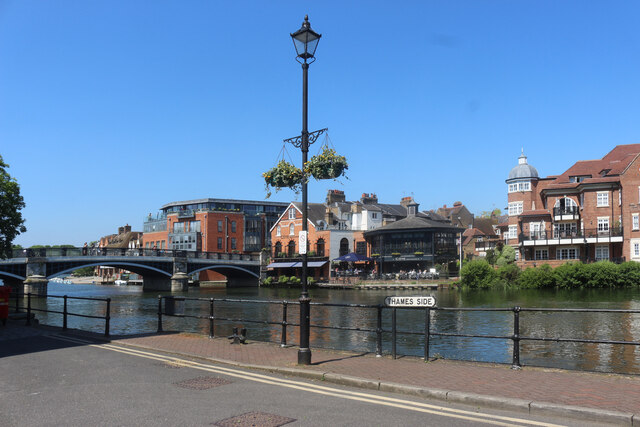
521, 227, 623, 241
552, 206, 580, 217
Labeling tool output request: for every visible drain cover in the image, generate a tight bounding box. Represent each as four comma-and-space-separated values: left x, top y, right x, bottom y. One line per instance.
212, 412, 295, 427
174, 376, 232, 390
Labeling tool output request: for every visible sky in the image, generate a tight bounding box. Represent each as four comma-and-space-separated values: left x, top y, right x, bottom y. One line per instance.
1, 1, 639, 247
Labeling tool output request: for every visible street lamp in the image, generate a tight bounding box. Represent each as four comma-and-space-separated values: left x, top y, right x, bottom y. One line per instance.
290, 15, 321, 365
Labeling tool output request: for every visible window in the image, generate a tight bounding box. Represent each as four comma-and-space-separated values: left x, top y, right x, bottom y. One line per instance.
339, 238, 350, 257
190, 221, 201, 232
287, 240, 296, 257
633, 240, 640, 259
289, 208, 296, 219
597, 217, 610, 233
597, 191, 609, 207
633, 214, 639, 231
556, 247, 579, 260
595, 246, 609, 261
530, 223, 545, 239
231, 238, 236, 250
371, 212, 378, 219
553, 222, 577, 238
173, 222, 185, 233
276, 225, 281, 236
217, 237, 223, 249
274, 241, 282, 256
508, 202, 523, 216
508, 225, 517, 239
231, 221, 236, 233
218, 220, 223, 232
534, 249, 549, 260
508, 181, 531, 193
316, 238, 325, 257
356, 241, 367, 255
289, 224, 295, 236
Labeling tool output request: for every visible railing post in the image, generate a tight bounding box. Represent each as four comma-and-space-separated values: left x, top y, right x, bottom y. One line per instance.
376, 305, 383, 357
392, 308, 397, 360
63, 295, 68, 330
26, 293, 31, 326
15, 289, 20, 313
105, 298, 111, 337
424, 307, 431, 362
512, 306, 521, 369
280, 301, 288, 347
209, 298, 215, 338
157, 295, 163, 333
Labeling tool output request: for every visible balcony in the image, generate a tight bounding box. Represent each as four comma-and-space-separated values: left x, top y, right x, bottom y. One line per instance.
521, 228, 623, 246
177, 209, 195, 219
553, 206, 579, 221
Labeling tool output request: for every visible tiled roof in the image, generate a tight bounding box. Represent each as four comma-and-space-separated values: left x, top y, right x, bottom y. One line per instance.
364, 215, 462, 236
520, 209, 551, 217
292, 202, 327, 227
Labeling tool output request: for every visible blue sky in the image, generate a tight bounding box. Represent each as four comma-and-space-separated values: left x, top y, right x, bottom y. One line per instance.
1, 1, 639, 247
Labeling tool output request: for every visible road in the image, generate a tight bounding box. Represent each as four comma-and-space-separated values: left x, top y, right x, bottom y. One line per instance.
0, 334, 612, 426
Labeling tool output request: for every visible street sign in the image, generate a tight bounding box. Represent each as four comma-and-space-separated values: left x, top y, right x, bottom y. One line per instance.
299, 231, 307, 254
384, 296, 437, 308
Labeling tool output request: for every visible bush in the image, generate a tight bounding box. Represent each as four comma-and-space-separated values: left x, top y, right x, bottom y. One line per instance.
262, 277, 274, 286
497, 263, 520, 285
618, 262, 640, 286
460, 259, 498, 289
517, 265, 555, 289
553, 262, 584, 288
583, 261, 623, 288
278, 275, 290, 284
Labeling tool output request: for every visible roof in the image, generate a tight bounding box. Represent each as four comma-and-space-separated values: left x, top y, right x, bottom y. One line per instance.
507, 152, 539, 182
105, 231, 143, 248
363, 215, 463, 236
161, 198, 289, 210
292, 202, 327, 227
472, 218, 497, 236
520, 209, 551, 217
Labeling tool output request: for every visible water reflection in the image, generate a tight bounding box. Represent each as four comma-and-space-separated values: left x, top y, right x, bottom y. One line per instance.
22, 283, 640, 374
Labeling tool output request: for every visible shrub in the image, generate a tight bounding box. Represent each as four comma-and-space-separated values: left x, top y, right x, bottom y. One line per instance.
262, 277, 274, 286
517, 265, 555, 289
553, 262, 584, 288
460, 259, 498, 289
618, 262, 640, 286
278, 275, 289, 284
583, 261, 623, 288
497, 263, 520, 285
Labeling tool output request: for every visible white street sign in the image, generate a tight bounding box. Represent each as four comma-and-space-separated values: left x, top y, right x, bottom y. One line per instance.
384, 296, 437, 308
299, 231, 307, 254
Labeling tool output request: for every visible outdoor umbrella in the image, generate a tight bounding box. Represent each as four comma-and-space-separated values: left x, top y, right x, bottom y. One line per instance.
333, 252, 373, 262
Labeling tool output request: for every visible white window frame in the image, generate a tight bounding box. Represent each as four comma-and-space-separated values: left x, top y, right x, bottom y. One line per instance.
508, 180, 531, 193
288, 208, 296, 219
597, 217, 610, 233
632, 239, 640, 260
595, 246, 609, 261
556, 247, 579, 260
508, 202, 523, 216
289, 223, 295, 236
276, 225, 281, 236
597, 191, 609, 207
534, 248, 549, 260
633, 214, 639, 231
508, 225, 517, 239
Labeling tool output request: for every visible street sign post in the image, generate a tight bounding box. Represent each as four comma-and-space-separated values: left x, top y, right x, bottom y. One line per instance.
384, 296, 436, 308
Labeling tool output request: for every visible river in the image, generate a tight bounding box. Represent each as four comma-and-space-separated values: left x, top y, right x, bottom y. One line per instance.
24, 283, 640, 375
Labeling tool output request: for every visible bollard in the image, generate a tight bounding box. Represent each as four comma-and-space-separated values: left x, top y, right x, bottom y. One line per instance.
375, 305, 382, 357
512, 306, 521, 369
228, 327, 247, 344
105, 298, 111, 337
26, 293, 31, 326
157, 295, 163, 333
280, 301, 288, 347
209, 298, 214, 339
424, 307, 431, 361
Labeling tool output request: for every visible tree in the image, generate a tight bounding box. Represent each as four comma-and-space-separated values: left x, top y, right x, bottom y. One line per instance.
0, 156, 26, 258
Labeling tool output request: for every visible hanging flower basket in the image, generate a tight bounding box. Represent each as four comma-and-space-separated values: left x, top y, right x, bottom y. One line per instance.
263, 160, 304, 198
305, 147, 348, 180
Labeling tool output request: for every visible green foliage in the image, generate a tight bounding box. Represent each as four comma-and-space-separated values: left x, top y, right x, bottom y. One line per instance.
497, 263, 520, 284
485, 249, 497, 266
517, 265, 555, 289
305, 146, 348, 180
618, 262, 640, 286
583, 262, 623, 288
72, 266, 95, 277
460, 259, 498, 289
553, 262, 585, 288
0, 156, 26, 258
262, 277, 274, 286
262, 160, 304, 198
278, 275, 290, 284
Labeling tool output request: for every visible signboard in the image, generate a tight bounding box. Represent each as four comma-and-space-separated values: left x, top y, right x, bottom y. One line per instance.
384, 295, 437, 308
298, 231, 307, 255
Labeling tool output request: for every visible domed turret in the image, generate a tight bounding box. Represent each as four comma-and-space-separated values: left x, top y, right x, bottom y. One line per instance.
506, 150, 538, 183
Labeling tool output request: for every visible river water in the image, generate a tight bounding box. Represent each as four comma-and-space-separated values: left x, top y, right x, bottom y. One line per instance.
25, 283, 640, 375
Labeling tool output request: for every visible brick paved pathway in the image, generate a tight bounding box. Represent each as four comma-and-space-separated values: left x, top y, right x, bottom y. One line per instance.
113, 332, 640, 415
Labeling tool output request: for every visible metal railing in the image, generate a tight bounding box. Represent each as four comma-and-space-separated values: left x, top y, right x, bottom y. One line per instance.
156, 297, 640, 370
11, 292, 111, 336
521, 227, 623, 241
553, 206, 579, 217
10, 247, 260, 261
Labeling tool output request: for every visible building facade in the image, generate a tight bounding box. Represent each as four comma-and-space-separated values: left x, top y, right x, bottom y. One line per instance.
506, 145, 640, 267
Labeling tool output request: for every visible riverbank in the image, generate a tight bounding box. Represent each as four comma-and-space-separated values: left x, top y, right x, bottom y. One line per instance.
65, 276, 104, 284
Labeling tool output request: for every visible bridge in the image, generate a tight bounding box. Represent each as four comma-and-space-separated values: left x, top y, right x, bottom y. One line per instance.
0, 247, 264, 294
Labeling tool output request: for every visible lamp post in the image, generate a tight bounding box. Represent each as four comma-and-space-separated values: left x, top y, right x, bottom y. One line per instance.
288, 15, 322, 365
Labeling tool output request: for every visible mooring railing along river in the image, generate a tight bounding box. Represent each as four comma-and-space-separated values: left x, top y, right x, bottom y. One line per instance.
9, 284, 640, 374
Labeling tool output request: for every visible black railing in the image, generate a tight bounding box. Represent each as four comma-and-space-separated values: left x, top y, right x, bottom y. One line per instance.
11, 292, 111, 336
10, 247, 259, 261
156, 297, 640, 371
552, 206, 579, 217
521, 227, 623, 241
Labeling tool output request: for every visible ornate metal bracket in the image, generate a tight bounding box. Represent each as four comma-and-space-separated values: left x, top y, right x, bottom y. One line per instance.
283, 128, 328, 148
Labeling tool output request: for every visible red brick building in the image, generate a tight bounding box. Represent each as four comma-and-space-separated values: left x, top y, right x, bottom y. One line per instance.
506, 145, 640, 267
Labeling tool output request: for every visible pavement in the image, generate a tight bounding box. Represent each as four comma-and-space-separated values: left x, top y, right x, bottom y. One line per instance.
3, 317, 640, 425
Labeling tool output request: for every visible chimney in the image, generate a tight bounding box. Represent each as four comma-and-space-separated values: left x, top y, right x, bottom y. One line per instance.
118, 226, 125, 235
453, 201, 462, 207
326, 189, 346, 204
360, 193, 378, 204
124, 224, 132, 233
324, 206, 334, 225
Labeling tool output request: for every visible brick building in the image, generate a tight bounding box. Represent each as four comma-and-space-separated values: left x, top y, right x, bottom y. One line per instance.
506, 145, 640, 267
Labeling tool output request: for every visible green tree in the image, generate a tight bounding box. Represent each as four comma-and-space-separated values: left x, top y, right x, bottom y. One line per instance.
460, 259, 498, 289
0, 156, 26, 258
495, 245, 516, 267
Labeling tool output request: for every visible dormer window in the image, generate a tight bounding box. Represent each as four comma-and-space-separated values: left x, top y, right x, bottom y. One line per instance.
600, 169, 611, 177
569, 175, 591, 183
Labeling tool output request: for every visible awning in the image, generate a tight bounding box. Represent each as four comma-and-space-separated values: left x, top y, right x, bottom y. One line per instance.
266, 262, 297, 268
333, 252, 373, 262
291, 261, 328, 268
